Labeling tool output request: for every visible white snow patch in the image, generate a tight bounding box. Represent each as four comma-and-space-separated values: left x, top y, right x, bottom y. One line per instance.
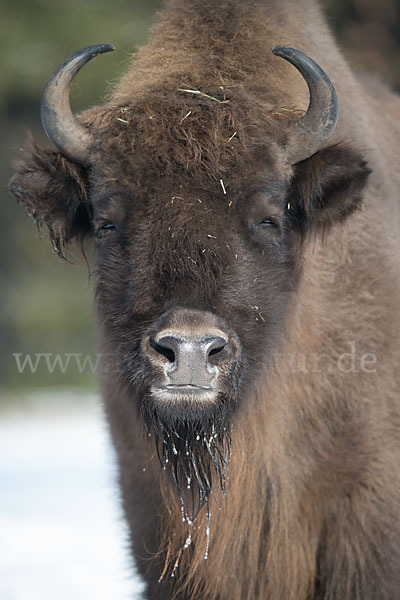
0, 393, 146, 600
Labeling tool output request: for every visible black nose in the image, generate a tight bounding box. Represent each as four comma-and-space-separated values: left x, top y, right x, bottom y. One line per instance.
146, 333, 233, 388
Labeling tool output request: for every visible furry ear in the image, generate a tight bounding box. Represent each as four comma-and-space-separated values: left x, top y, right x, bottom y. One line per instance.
8, 137, 92, 259
288, 144, 371, 235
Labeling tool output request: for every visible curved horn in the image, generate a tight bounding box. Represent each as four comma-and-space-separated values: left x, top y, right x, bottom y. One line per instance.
272, 46, 338, 164
40, 44, 115, 166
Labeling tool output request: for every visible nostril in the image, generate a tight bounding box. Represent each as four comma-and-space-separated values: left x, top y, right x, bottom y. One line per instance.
207, 337, 229, 363
150, 337, 176, 363
208, 342, 227, 357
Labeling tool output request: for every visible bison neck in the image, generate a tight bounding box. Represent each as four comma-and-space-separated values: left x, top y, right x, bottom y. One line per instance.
153, 384, 321, 600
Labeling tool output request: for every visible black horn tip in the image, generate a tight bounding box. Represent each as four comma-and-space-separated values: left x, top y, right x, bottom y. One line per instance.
272, 46, 299, 62
272, 45, 291, 57
81, 43, 116, 57
54, 43, 116, 73
272, 46, 333, 86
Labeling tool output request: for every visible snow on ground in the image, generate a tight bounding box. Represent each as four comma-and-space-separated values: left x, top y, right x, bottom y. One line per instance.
0, 392, 146, 600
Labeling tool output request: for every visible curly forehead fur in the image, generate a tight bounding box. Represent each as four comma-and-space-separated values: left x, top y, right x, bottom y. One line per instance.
84, 89, 294, 189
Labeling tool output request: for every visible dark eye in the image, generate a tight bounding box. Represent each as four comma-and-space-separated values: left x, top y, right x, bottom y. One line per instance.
95, 222, 118, 236
259, 218, 277, 226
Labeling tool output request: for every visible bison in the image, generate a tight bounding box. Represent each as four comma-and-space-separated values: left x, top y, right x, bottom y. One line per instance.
9, 0, 400, 598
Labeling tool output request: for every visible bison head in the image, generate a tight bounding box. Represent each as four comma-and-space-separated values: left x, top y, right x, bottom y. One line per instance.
9, 44, 370, 512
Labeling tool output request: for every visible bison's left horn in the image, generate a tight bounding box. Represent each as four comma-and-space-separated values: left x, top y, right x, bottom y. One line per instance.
40, 44, 115, 166
272, 46, 338, 164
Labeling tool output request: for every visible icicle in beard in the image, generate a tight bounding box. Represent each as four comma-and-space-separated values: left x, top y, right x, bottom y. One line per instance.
141, 392, 233, 523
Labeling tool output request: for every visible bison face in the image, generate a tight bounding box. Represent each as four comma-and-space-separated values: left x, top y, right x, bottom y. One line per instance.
9, 45, 370, 509
91, 167, 295, 395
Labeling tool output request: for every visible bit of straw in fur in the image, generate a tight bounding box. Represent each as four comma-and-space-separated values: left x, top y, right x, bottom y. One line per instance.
178, 88, 230, 104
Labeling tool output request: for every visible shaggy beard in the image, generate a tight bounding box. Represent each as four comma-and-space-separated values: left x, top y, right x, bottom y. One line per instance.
141, 393, 233, 520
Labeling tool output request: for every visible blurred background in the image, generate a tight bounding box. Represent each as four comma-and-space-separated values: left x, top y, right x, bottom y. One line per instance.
0, 0, 399, 598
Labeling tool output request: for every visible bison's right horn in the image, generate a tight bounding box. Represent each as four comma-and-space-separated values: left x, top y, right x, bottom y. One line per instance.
40, 44, 115, 166
272, 46, 338, 164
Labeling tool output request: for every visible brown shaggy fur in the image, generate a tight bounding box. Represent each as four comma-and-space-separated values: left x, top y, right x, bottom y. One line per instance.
8, 1, 400, 599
